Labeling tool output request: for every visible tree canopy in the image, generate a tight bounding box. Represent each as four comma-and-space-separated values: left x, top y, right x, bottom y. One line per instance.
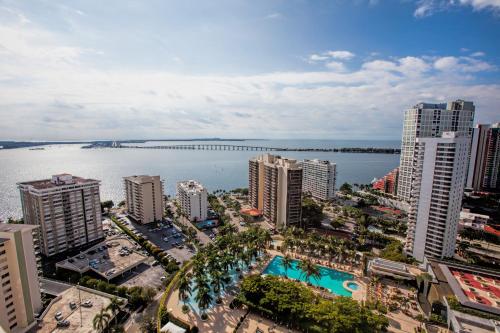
238, 275, 388, 333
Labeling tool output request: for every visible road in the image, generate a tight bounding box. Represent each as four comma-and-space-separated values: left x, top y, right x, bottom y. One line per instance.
168, 202, 212, 245
40, 278, 72, 296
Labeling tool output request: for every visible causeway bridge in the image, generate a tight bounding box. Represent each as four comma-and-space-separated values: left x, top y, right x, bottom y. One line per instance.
114, 144, 400, 154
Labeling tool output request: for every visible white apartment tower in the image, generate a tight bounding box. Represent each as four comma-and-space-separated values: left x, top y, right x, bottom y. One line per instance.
397, 100, 475, 202
18, 174, 104, 257
302, 159, 336, 201
405, 132, 470, 261
124, 175, 165, 224
176, 180, 208, 222
0, 224, 42, 333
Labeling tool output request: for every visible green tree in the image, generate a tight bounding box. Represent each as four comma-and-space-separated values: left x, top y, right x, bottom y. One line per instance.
298, 258, 321, 284
93, 308, 111, 333
106, 296, 124, 326
281, 254, 293, 278
178, 273, 192, 303
339, 182, 353, 194
301, 196, 324, 228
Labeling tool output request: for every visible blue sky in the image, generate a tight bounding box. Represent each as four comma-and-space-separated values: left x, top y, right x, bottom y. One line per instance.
0, 0, 499, 140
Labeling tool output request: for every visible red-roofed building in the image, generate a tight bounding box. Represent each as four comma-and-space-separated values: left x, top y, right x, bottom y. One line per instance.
372, 167, 399, 195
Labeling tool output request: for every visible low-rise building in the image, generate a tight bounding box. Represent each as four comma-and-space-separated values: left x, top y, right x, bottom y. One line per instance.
176, 180, 208, 222
459, 209, 490, 231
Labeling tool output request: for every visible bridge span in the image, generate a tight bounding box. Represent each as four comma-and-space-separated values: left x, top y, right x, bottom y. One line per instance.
114, 144, 400, 154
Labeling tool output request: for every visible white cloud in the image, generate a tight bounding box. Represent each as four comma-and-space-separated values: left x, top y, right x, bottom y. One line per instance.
434, 56, 495, 72
265, 13, 282, 19
434, 56, 460, 71
0, 8, 498, 140
325, 50, 355, 60
309, 54, 329, 62
470, 51, 485, 57
414, 0, 500, 17
325, 61, 347, 72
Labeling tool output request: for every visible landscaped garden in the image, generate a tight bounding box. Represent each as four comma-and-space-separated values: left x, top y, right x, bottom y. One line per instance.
236, 274, 389, 333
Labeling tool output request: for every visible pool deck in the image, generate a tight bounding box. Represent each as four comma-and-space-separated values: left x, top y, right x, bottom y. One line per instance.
166, 250, 367, 332
266, 250, 367, 302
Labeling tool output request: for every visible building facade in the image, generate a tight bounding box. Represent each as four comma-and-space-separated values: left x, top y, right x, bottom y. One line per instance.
249, 154, 302, 228
301, 159, 336, 201
405, 132, 470, 261
124, 175, 164, 224
372, 167, 399, 195
0, 224, 42, 333
397, 100, 475, 202
467, 123, 500, 191
18, 174, 104, 257
176, 180, 208, 222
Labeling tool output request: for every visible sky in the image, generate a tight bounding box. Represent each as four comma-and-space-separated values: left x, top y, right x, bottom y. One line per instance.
0, 0, 499, 140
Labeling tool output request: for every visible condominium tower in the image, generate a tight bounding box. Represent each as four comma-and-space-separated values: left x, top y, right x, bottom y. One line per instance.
124, 175, 165, 224
18, 174, 104, 257
397, 100, 475, 202
0, 224, 42, 333
249, 154, 302, 228
302, 159, 336, 201
176, 180, 208, 222
405, 132, 470, 261
467, 123, 500, 191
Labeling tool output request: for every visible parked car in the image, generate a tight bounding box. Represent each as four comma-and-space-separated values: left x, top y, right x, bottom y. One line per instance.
57, 320, 70, 327
82, 300, 93, 308
55, 312, 63, 320
69, 302, 77, 310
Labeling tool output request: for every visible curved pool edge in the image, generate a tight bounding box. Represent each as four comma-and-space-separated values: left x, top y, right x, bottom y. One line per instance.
343, 280, 359, 293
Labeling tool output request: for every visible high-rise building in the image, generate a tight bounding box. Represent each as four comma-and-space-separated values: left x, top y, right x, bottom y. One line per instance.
124, 175, 165, 224
372, 167, 399, 195
176, 180, 208, 222
397, 100, 475, 202
301, 159, 336, 201
249, 154, 302, 228
0, 224, 42, 333
18, 174, 104, 257
467, 123, 500, 191
405, 132, 470, 261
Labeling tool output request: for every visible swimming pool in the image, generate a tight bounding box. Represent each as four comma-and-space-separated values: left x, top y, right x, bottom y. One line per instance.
262, 256, 354, 297
347, 282, 359, 291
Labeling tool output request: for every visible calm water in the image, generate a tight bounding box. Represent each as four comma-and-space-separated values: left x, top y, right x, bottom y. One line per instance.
263, 255, 354, 296
0, 139, 400, 220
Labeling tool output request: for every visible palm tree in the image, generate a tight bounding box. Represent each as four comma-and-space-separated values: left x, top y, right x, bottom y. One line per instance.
298, 258, 321, 284
195, 286, 213, 318
211, 270, 227, 303
93, 308, 111, 333
108, 325, 125, 333
106, 296, 124, 326
281, 255, 293, 278
178, 273, 192, 303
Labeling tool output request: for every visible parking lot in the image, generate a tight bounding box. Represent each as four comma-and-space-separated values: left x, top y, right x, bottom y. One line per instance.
116, 263, 166, 289
38, 286, 123, 333
115, 215, 194, 264
55, 236, 148, 280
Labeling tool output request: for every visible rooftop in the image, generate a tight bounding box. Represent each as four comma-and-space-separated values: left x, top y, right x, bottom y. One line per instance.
56, 236, 147, 280
37, 286, 125, 333
0, 223, 38, 233
177, 180, 206, 192
124, 175, 161, 184
18, 174, 99, 190
437, 263, 500, 315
